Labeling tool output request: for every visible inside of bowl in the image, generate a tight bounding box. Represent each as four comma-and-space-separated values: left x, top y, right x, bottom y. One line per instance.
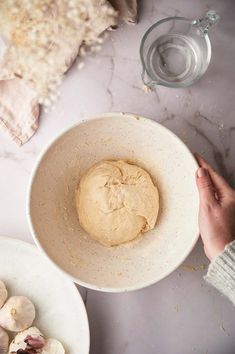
29, 114, 199, 291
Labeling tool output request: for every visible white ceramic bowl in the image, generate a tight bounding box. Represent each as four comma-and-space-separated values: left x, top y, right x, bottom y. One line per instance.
28, 113, 199, 292
0, 237, 89, 354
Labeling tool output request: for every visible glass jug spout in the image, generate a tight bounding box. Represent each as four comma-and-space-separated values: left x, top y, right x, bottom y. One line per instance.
141, 69, 158, 89
192, 11, 220, 35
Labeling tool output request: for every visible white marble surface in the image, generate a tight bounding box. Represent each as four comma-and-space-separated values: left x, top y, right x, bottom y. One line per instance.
0, 0, 235, 353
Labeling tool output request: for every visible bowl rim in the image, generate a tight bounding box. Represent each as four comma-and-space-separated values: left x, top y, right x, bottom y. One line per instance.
27, 112, 199, 293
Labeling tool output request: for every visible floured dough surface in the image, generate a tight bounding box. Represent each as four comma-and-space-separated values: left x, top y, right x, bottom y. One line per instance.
75, 160, 159, 247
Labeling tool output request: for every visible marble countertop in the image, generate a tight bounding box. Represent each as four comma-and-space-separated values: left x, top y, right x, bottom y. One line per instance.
0, 0, 235, 353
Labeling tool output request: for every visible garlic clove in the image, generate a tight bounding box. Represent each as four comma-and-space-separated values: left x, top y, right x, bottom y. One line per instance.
0, 296, 35, 332
41, 338, 65, 354
8, 326, 44, 353
0, 281, 8, 309
0, 327, 9, 354
25, 333, 46, 350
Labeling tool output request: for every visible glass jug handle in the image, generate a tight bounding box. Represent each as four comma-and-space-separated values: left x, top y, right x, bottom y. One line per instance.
192, 11, 220, 35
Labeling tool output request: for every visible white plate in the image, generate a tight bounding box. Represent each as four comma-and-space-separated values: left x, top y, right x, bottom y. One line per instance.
0, 236, 90, 353
28, 113, 199, 292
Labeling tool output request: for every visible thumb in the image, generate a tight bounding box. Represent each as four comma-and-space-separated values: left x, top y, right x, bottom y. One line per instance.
195, 154, 234, 197
196, 168, 217, 205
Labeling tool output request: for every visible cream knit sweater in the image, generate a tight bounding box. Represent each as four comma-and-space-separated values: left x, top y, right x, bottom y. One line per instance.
206, 240, 235, 305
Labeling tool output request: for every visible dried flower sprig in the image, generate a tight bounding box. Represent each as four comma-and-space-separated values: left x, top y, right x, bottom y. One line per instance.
0, 0, 117, 106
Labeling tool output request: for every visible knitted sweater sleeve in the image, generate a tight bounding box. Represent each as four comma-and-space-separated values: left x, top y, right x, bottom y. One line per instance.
205, 240, 235, 305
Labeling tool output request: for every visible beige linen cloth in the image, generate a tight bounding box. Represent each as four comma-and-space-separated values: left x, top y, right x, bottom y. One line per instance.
109, 0, 138, 24
0, 0, 138, 145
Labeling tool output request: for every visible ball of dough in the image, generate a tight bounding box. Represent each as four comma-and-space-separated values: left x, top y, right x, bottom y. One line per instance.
76, 160, 159, 247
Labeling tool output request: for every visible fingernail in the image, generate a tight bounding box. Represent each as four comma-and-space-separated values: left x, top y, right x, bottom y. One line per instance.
197, 168, 208, 178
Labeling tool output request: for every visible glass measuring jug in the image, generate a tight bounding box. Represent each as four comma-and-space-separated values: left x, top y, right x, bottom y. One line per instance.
140, 11, 219, 88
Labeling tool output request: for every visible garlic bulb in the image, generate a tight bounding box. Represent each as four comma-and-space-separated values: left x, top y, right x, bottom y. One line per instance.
0, 327, 9, 354
0, 281, 8, 309
0, 296, 35, 332
42, 338, 65, 354
9, 326, 45, 353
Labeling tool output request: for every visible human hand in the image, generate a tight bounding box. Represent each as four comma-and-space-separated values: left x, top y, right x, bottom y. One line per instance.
195, 154, 235, 261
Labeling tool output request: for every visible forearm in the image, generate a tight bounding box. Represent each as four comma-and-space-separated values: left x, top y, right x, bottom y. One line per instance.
205, 240, 235, 305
